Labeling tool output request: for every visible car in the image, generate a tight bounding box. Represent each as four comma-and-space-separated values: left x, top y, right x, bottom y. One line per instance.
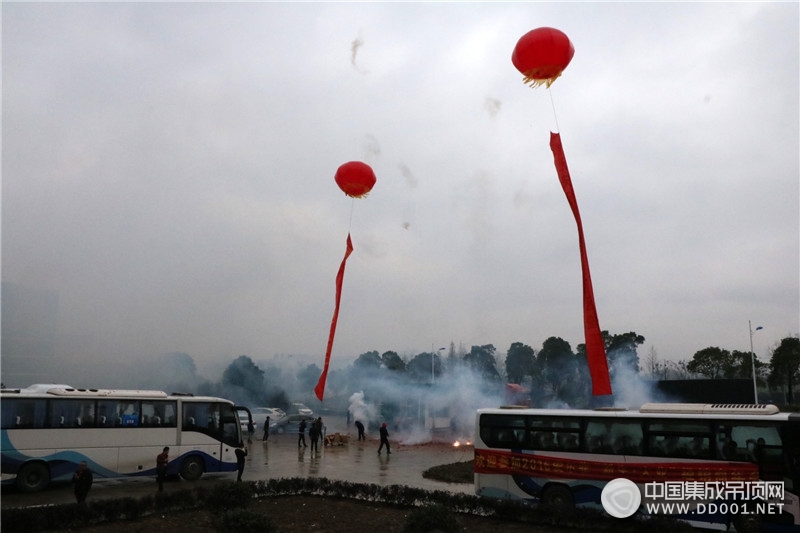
270, 413, 316, 434
289, 403, 314, 416
238, 407, 286, 435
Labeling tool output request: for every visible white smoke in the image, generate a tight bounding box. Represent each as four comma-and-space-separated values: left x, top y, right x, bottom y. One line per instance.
348, 391, 378, 426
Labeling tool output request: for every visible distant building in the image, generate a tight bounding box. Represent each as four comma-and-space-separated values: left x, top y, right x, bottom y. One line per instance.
1, 282, 59, 386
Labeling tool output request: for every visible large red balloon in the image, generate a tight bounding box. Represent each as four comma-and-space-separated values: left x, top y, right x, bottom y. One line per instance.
334, 161, 376, 198
512, 27, 574, 88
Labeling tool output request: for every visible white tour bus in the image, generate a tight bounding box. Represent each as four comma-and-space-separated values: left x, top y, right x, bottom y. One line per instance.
1, 384, 247, 492
475, 403, 800, 532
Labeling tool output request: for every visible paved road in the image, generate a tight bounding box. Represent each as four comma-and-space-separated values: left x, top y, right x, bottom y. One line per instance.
2, 424, 475, 509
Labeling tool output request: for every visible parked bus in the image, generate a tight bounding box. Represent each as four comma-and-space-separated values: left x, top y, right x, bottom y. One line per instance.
474, 403, 800, 531
1, 384, 248, 492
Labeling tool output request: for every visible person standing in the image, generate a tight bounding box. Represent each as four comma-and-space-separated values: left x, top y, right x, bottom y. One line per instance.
235, 446, 247, 482
298, 418, 307, 448
355, 420, 365, 441
247, 420, 255, 443
72, 461, 93, 504
263, 416, 271, 442
156, 446, 169, 492
309, 419, 319, 452
378, 422, 391, 455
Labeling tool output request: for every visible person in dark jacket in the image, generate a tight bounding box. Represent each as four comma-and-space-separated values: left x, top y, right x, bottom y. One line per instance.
263, 416, 271, 442
355, 420, 365, 441
298, 419, 307, 448
72, 461, 93, 503
156, 446, 169, 492
309, 418, 320, 452
378, 422, 391, 455
235, 446, 247, 482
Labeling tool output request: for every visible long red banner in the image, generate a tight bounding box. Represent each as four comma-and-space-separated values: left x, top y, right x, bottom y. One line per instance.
314, 233, 354, 401
550, 132, 612, 396
474, 448, 759, 483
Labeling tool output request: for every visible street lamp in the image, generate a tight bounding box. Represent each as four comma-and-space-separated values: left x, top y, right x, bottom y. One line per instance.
749, 321, 763, 405
432, 346, 446, 384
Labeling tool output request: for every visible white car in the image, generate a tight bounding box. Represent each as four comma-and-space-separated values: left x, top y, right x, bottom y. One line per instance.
239, 407, 286, 435
289, 403, 314, 416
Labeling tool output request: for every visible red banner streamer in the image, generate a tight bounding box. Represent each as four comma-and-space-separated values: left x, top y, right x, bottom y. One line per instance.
475, 448, 758, 483
550, 132, 612, 396
314, 233, 354, 401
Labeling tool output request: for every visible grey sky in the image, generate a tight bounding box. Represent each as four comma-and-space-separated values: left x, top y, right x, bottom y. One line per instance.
2, 2, 798, 382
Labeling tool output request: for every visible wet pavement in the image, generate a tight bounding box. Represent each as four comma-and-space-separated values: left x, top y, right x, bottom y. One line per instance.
1, 420, 475, 509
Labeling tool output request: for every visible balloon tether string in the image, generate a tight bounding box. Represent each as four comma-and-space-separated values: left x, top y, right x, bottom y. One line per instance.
548, 87, 561, 134
348, 197, 355, 233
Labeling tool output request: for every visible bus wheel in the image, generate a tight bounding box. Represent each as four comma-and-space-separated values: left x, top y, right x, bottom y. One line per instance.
541, 484, 574, 508
179, 456, 204, 481
16, 462, 50, 493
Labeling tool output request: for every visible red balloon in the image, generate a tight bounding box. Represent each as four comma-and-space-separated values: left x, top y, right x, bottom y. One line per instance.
334, 161, 376, 198
512, 27, 574, 88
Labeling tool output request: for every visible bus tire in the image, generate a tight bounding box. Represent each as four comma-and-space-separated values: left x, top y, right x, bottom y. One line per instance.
179, 456, 204, 481
541, 484, 574, 508
16, 462, 50, 493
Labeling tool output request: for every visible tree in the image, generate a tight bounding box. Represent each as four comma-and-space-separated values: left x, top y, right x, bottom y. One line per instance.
297, 363, 322, 391
726, 350, 765, 380
353, 351, 382, 371
219, 355, 271, 405
151, 352, 199, 391
222, 355, 265, 390
768, 336, 800, 404
505, 342, 535, 384
406, 352, 441, 382
463, 345, 500, 382
381, 351, 405, 372
642, 346, 665, 380
603, 331, 644, 375
536, 337, 579, 403
686, 347, 731, 379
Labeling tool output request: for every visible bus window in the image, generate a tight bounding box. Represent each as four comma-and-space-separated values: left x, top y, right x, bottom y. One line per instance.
647, 420, 712, 458
585, 421, 613, 454
97, 400, 122, 427
141, 401, 175, 427
1, 399, 46, 429
609, 422, 643, 455
220, 403, 241, 447
478, 414, 527, 449
183, 402, 223, 439
118, 401, 140, 427
49, 399, 95, 428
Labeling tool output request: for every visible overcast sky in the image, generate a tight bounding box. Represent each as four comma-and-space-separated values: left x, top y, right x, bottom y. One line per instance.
3, 2, 798, 380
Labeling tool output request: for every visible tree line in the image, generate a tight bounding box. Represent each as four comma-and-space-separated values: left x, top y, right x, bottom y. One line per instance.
157, 332, 799, 410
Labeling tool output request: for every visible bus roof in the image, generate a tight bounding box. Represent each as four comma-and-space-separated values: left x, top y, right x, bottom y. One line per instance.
478, 403, 796, 421
0, 384, 232, 403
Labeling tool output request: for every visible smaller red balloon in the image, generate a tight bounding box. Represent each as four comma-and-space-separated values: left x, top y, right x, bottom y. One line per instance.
512, 27, 574, 88
334, 161, 376, 198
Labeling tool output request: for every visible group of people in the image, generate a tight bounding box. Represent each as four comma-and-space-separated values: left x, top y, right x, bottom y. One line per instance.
298, 417, 326, 452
